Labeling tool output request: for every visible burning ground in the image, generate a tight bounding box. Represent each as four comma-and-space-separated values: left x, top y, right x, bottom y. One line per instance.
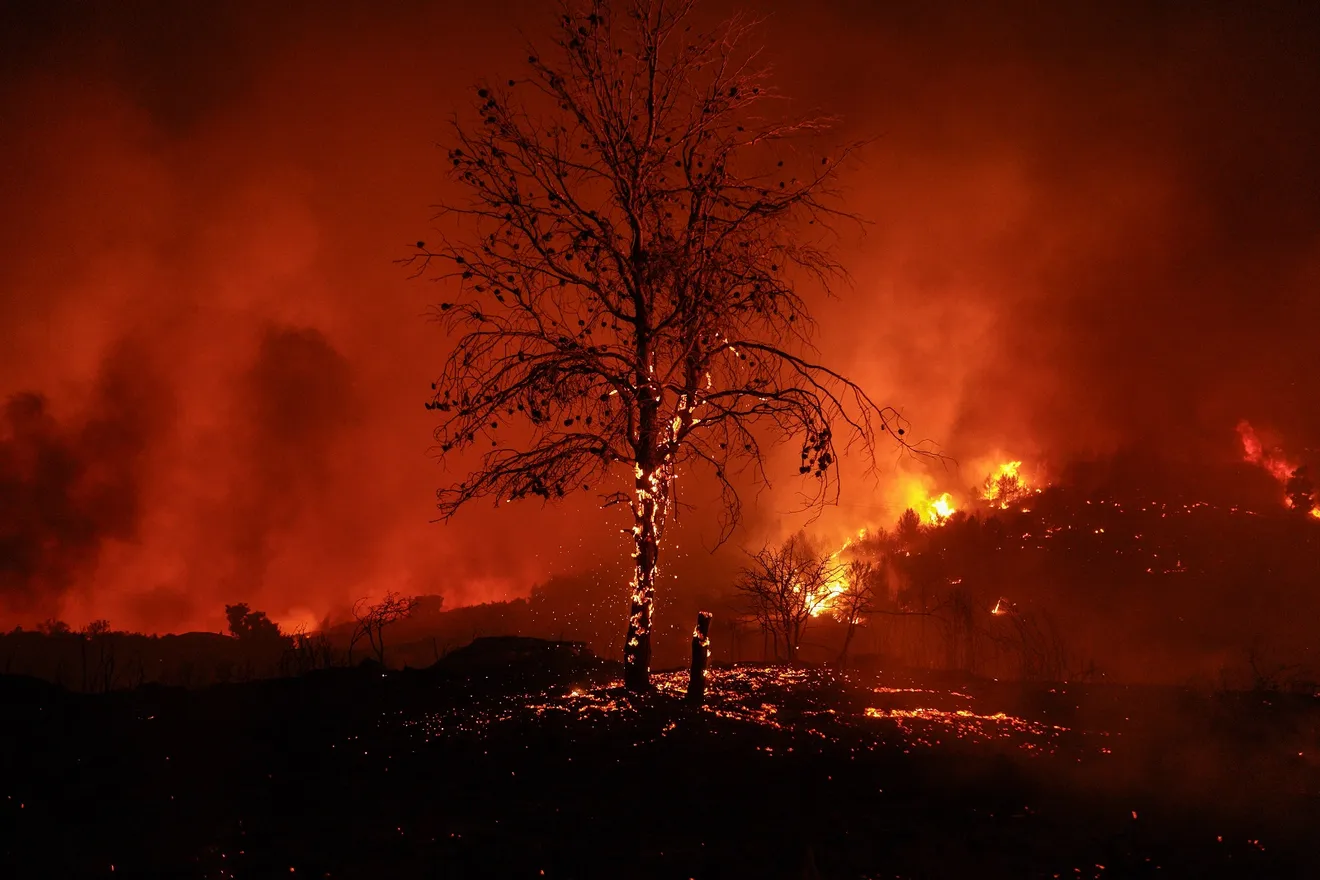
4, 650, 1319, 878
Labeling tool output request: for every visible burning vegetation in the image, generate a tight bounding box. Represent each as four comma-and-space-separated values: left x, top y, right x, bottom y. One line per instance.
1237, 420, 1320, 518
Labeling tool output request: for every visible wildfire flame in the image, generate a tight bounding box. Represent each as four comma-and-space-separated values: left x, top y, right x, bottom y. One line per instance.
927, 492, 956, 523
808, 457, 1041, 620
808, 529, 867, 618
1236, 420, 1295, 483
1236, 419, 1318, 517
982, 459, 1036, 509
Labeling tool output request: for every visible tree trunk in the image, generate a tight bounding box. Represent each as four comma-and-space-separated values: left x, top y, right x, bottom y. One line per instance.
838, 621, 856, 669
787, 620, 801, 664
686, 611, 712, 704
624, 479, 660, 692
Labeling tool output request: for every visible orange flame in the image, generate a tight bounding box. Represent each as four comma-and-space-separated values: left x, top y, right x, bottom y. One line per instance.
1237, 420, 1317, 517
808, 529, 867, 618
927, 492, 956, 523
982, 459, 1036, 509
1236, 420, 1296, 483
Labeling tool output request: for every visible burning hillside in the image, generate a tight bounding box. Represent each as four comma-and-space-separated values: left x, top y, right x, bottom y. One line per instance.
730, 438, 1320, 685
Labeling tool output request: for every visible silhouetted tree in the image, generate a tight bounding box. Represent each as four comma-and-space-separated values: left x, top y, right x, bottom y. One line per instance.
224, 603, 284, 643
736, 533, 840, 662
281, 625, 338, 675
895, 508, 923, 548
1286, 466, 1316, 515
835, 558, 882, 668
350, 592, 420, 666
982, 464, 1030, 510
78, 619, 115, 693
408, 0, 919, 691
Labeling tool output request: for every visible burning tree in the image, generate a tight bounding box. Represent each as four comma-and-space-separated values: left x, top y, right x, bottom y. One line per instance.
982, 460, 1029, 509
736, 533, 841, 663
409, 0, 915, 691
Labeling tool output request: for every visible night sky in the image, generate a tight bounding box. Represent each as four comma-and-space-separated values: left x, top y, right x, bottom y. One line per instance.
2, 0, 1318, 635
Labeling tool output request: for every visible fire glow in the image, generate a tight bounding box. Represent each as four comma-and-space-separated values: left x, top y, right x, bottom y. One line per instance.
1237, 420, 1319, 517
399, 666, 1099, 758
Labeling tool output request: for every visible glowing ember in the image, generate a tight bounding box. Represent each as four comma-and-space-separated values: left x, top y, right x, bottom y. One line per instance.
396, 666, 1098, 761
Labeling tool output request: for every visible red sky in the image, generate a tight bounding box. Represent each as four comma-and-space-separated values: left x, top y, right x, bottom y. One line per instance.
2, 0, 1318, 633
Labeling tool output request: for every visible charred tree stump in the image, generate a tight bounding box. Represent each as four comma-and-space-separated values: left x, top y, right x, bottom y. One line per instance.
686, 611, 713, 704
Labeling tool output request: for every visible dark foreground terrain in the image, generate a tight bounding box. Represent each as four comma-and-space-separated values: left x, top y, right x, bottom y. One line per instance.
3, 638, 1319, 879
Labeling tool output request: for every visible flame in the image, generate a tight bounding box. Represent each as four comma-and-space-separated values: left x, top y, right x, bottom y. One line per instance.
982, 459, 1035, 509
927, 492, 956, 523
891, 474, 956, 526
1237, 420, 1296, 483
807, 528, 867, 618
1237, 420, 1317, 517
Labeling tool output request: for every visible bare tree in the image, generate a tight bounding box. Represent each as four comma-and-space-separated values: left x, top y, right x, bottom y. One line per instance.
736, 532, 840, 663
350, 592, 420, 667
408, 0, 919, 691
283, 625, 338, 675
834, 558, 882, 668
78, 619, 115, 693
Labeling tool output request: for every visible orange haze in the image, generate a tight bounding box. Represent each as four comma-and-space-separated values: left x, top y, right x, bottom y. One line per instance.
2, 0, 1319, 635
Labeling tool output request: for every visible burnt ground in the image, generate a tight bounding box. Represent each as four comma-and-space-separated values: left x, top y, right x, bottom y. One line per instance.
2, 641, 1319, 879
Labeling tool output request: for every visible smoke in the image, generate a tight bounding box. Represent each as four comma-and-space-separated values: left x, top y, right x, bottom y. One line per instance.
1, 1, 1318, 638
0, 337, 173, 615
778, 0, 1320, 465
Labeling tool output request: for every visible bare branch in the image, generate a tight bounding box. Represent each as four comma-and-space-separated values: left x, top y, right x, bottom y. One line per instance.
406, 0, 926, 690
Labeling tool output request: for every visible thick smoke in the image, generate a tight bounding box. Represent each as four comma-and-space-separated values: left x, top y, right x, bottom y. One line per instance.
1, 1, 1318, 638
0, 337, 173, 615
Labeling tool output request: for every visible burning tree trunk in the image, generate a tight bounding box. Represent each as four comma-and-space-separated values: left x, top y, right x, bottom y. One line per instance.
624, 458, 664, 690
687, 611, 712, 704
624, 517, 658, 689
